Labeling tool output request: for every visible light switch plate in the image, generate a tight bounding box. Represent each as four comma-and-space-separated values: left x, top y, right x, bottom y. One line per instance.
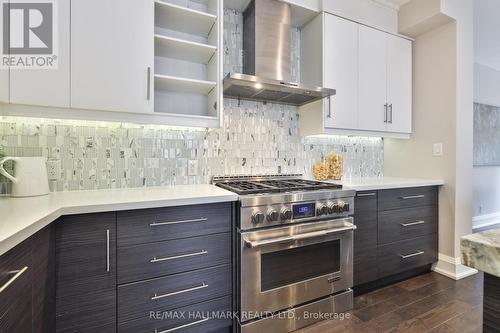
188, 160, 198, 176
433, 143, 443, 156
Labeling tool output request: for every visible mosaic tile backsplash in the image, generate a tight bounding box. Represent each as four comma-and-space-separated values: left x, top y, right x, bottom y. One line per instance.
0, 103, 383, 193
0, 9, 384, 194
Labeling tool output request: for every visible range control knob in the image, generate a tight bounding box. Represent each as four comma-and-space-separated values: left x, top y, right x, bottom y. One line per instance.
316, 203, 328, 216
338, 201, 350, 213
280, 208, 292, 220
267, 209, 279, 222
252, 211, 265, 224
327, 202, 339, 214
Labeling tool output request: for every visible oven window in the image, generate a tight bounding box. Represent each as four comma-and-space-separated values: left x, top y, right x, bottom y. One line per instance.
260, 240, 341, 291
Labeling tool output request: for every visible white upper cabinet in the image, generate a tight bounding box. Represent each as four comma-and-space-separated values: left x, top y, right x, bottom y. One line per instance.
300, 13, 412, 138
358, 25, 387, 132
9, 0, 70, 107
323, 14, 358, 130
386, 33, 412, 133
0, 0, 7, 104
71, 0, 154, 113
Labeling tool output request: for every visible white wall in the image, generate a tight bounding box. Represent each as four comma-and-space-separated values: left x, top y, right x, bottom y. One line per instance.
474, 63, 500, 107
321, 0, 398, 33
473, 63, 500, 227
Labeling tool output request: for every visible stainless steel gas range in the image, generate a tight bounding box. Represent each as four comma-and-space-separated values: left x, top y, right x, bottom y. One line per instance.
213, 175, 356, 333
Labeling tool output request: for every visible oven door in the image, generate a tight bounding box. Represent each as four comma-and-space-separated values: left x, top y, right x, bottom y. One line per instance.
239, 218, 354, 315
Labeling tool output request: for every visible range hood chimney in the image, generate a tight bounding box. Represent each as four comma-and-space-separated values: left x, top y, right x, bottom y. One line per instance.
223, 0, 335, 106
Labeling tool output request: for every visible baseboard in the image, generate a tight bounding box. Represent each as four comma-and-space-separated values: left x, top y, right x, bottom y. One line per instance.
432, 253, 478, 280
473, 212, 500, 230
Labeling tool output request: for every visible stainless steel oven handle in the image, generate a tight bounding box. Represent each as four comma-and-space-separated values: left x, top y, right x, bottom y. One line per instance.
243, 223, 356, 248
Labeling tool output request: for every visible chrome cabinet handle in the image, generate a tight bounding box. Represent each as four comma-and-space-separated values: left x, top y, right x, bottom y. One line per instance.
243, 223, 357, 248
149, 217, 207, 227
388, 103, 393, 123
384, 103, 388, 123
400, 251, 425, 259
401, 220, 425, 227
327, 96, 332, 118
357, 192, 376, 197
155, 317, 210, 333
0, 266, 28, 294
151, 282, 208, 300
147, 67, 151, 100
150, 250, 208, 263
400, 195, 425, 200
106, 229, 110, 272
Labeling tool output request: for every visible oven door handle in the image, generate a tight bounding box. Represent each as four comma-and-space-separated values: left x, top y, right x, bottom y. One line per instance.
243, 223, 356, 248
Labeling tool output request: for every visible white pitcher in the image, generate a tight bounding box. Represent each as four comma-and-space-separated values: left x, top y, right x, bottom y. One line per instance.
0, 157, 50, 197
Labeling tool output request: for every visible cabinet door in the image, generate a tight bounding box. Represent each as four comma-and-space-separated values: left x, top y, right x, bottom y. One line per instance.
55, 213, 116, 332
358, 25, 387, 132
71, 0, 154, 113
9, 0, 70, 107
0, 0, 8, 103
323, 14, 358, 130
386, 34, 412, 134
0, 236, 33, 333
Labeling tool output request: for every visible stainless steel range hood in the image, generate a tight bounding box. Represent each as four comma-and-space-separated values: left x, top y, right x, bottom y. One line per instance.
223, 0, 335, 106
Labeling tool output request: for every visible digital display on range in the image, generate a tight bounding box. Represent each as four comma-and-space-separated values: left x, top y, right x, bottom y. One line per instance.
292, 203, 316, 219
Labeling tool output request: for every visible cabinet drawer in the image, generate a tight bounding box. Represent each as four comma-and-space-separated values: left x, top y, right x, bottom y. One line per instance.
377, 234, 438, 279
118, 265, 231, 323
0, 238, 32, 317
378, 206, 438, 245
117, 202, 232, 247
118, 295, 232, 333
118, 233, 231, 284
378, 186, 437, 211
355, 191, 378, 213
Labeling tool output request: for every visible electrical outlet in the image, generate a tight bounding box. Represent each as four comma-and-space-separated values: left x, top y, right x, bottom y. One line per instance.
46, 159, 61, 181
433, 143, 443, 156
188, 160, 198, 176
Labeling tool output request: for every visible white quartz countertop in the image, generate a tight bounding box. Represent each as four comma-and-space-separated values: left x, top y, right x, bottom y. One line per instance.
0, 185, 238, 256
333, 177, 445, 191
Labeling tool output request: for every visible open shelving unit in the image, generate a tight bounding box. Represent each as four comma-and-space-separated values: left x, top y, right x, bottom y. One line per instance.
154, 0, 222, 126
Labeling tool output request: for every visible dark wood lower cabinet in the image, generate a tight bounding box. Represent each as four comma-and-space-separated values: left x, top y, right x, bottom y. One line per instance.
2, 202, 234, 333
354, 186, 439, 291
484, 273, 500, 333
0, 224, 56, 333
55, 212, 117, 332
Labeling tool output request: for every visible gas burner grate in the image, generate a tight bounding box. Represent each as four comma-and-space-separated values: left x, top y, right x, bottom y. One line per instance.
213, 177, 342, 195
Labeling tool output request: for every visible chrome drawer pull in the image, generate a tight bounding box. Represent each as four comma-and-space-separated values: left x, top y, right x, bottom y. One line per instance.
150, 250, 208, 263
151, 282, 208, 300
106, 229, 110, 272
155, 317, 210, 333
357, 193, 376, 197
0, 266, 28, 294
401, 220, 425, 227
149, 217, 208, 227
400, 251, 425, 259
400, 195, 425, 200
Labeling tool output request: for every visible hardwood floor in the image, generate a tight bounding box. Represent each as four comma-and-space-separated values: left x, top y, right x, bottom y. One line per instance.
299, 272, 483, 333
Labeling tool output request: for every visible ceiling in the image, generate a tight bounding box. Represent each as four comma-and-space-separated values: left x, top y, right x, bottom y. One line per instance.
474, 0, 500, 70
